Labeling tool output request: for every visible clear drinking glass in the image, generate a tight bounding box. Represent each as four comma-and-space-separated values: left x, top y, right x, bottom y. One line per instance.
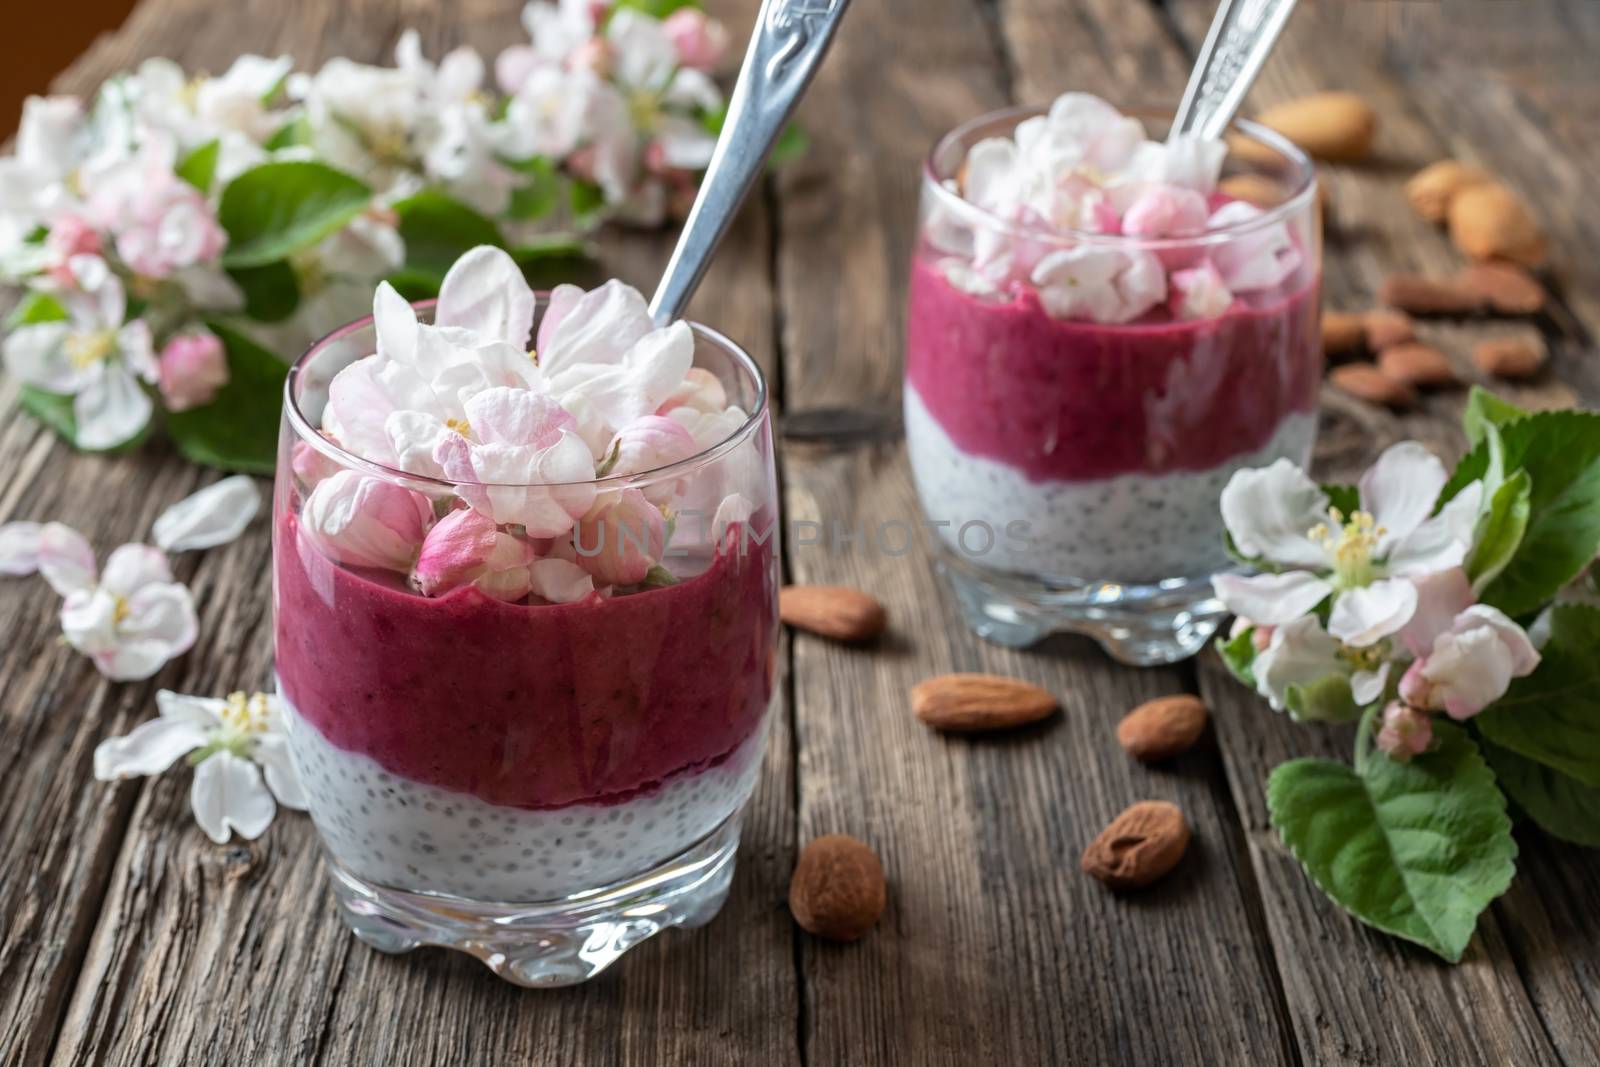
273, 299, 780, 986
904, 106, 1322, 665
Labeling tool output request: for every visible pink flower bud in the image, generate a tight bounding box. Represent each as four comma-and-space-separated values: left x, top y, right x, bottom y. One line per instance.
291, 437, 343, 489
663, 8, 729, 71
1121, 185, 1210, 238
1399, 605, 1540, 721
566, 145, 600, 184
45, 215, 103, 284
157, 332, 229, 412
1376, 701, 1433, 762
573, 488, 666, 586
569, 37, 613, 77
300, 471, 433, 572
1170, 260, 1234, 320
414, 507, 500, 597
606, 415, 698, 478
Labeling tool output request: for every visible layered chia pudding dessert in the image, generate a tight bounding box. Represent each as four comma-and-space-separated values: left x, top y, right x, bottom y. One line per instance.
272, 247, 779, 985
905, 95, 1322, 663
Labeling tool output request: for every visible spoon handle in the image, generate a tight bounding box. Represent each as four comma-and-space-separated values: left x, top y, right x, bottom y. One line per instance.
649, 0, 853, 324
1168, 0, 1300, 144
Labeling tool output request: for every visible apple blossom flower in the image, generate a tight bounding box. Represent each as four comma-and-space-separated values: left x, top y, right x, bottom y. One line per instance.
1398, 605, 1540, 720
1215, 443, 1485, 648
1207, 201, 1302, 292
1170, 260, 1234, 320
663, 8, 729, 71
1121, 185, 1209, 238
157, 331, 229, 412
153, 475, 261, 553
1030, 246, 1166, 323
572, 487, 666, 585
10, 523, 199, 680
528, 556, 596, 604
43, 214, 104, 283
658, 366, 728, 415
1376, 701, 1433, 762
1251, 614, 1344, 712
604, 414, 699, 480
94, 690, 306, 843
413, 506, 539, 601
85, 146, 228, 279
300, 470, 433, 572
2, 255, 158, 449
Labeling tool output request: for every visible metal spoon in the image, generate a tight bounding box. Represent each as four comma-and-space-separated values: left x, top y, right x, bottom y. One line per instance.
1168, 0, 1300, 144
649, 0, 853, 324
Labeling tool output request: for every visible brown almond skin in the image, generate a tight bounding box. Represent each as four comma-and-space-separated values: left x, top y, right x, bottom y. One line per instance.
1474, 336, 1546, 379
1378, 273, 1484, 315
1457, 262, 1546, 315
1378, 342, 1457, 387
1117, 695, 1208, 763
1449, 183, 1546, 266
779, 585, 887, 642
1405, 160, 1493, 223
1329, 364, 1415, 407
1217, 173, 1284, 208
911, 673, 1058, 732
1082, 801, 1191, 891
1363, 310, 1415, 350
1256, 92, 1377, 162
789, 835, 886, 942
1321, 311, 1366, 355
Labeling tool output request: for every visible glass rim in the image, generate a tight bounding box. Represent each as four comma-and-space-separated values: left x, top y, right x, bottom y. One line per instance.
283, 295, 769, 492
921, 103, 1319, 251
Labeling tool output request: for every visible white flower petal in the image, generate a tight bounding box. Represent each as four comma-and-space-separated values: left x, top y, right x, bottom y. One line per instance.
190, 751, 277, 843
1254, 615, 1346, 712
1213, 570, 1333, 625
1360, 442, 1450, 550
1386, 481, 1483, 577
528, 557, 596, 603
120, 582, 199, 654
537, 279, 653, 378
550, 320, 695, 430
60, 589, 119, 657
372, 281, 419, 364
36, 522, 98, 595
253, 733, 307, 810
435, 245, 536, 347
94, 717, 208, 779
1328, 578, 1419, 647
99, 544, 172, 596
73, 365, 153, 450
2, 321, 76, 392
0, 521, 45, 576
1350, 662, 1391, 706
1219, 459, 1330, 569
156, 690, 228, 727
152, 476, 261, 552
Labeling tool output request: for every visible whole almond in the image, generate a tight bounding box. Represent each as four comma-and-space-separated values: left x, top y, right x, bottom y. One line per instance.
1378, 273, 1483, 315
780, 585, 887, 642
1457, 262, 1546, 315
789, 834, 886, 942
1256, 92, 1377, 162
1321, 311, 1366, 355
1117, 695, 1208, 762
1329, 363, 1415, 408
1405, 160, 1493, 222
1378, 342, 1457, 387
911, 673, 1058, 732
1363, 309, 1415, 350
1449, 183, 1546, 266
1218, 173, 1284, 207
1082, 801, 1191, 891
1473, 336, 1546, 379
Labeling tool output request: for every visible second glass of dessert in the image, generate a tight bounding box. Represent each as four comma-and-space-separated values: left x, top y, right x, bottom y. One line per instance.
273, 247, 779, 986
905, 94, 1322, 665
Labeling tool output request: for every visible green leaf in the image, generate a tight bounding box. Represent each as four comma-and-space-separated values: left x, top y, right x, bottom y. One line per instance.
176, 139, 220, 192
164, 322, 288, 473
264, 114, 312, 150
393, 189, 505, 279
1442, 409, 1600, 617
1268, 720, 1517, 962
1467, 469, 1530, 593
1476, 603, 1600, 787
568, 179, 607, 224
511, 236, 596, 290
1284, 673, 1362, 723
384, 268, 442, 303
227, 260, 300, 322
1216, 627, 1257, 689
219, 161, 372, 268
7, 291, 68, 326
504, 156, 564, 221
1481, 737, 1600, 847
1464, 387, 1528, 449
611, 0, 697, 18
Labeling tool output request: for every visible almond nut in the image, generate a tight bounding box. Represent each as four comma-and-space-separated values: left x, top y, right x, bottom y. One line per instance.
1457, 261, 1546, 315
1218, 173, 1284, 207
1256, 92, 1377, 162
1082, 801, 1191, 891
1329, 363, 1415, 408
1363, 309, 1415, 349
1405, 160, 1493, 223
1321, 311, 1366, 355
910, 673, 1058, 732
1378, 342, 1457, 387
1117, 695, 1208, 762
789, 834, 886, 942
779, 585, 887, 642
1448, 183, 1546, 266
1378, 273, 1483, 315
1473, 336, 1546, 379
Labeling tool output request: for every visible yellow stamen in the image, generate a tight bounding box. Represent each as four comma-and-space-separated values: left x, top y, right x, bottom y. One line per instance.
64, 330, 117, 370
1309, 508, 1383, 588
111, 595, 131, 625
219, 691, 272, 737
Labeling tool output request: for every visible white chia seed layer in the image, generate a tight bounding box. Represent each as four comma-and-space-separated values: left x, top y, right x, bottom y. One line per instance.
284, 699, 768, 903
904, 386, 1316, 585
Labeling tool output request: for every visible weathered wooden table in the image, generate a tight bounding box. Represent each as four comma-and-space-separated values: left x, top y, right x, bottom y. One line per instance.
3, 0, 1598, 1063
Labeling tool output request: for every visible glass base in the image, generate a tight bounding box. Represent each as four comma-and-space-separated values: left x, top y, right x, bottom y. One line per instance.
936, 547, 1227, 666
326, 812, 743, 987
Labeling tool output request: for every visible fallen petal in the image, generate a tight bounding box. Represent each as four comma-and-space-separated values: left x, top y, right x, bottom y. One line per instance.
153, 475, 261, 552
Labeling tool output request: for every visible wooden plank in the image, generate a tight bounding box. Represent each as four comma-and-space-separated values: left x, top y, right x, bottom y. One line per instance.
771, 0, 1297, 1062
9, 1, 798, 1064
1156, 1, 1600, 1063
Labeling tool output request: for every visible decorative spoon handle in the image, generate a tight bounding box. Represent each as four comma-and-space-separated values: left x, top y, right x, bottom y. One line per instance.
649, 0, 853, 324
1168, 0, 1300, 144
